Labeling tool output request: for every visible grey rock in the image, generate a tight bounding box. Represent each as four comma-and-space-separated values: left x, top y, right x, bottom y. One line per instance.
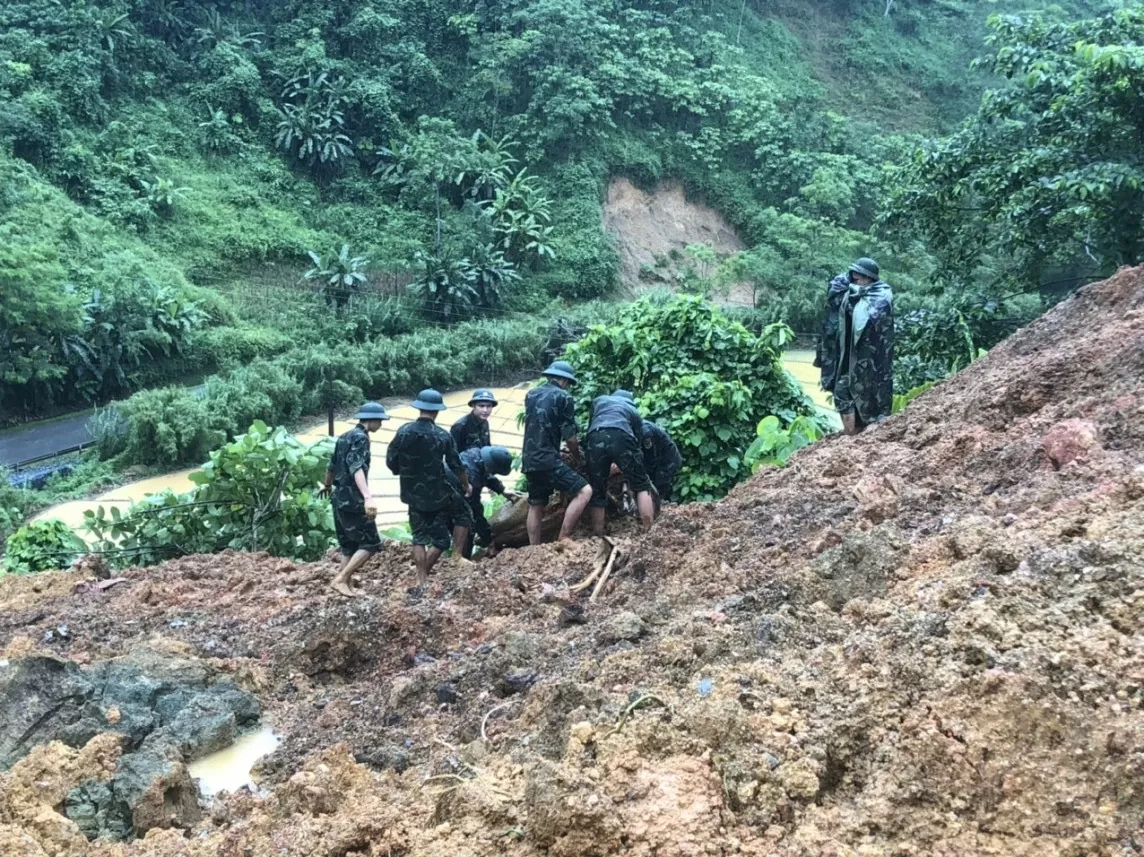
603, 611, 645, 643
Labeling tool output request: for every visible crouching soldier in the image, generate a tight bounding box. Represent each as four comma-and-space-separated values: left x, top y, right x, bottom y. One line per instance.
641, 420, 682, 514
448, 445, 517, 558
451, 388, 498, 452
321, 402, 389, 598
387, 389, 472, 591
586, 389, 655, 534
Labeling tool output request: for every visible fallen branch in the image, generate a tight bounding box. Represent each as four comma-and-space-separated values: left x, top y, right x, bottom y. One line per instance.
604, 693, 670, 739
481, 700, 515, 743
589, 541, 622, 602
570, 537, 613, 592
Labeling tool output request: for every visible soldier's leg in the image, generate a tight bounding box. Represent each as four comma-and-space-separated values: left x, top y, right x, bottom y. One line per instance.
331, 507, 380, 596
525, 471, 553, 545
410, 509, 434, 588
554, 462, 592, 541
834, 374, 859, 436
585, 432, 611, 536
449, 492, 473, 566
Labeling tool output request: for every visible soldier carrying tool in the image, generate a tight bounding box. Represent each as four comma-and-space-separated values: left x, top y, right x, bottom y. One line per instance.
386, 389, 472, 592
521, 361, 593, 544
448, 445, 518, 559
451, 388, 498, 452
816, 257, 895, 435
585, 389, 655, 535
321, 401, 389, 598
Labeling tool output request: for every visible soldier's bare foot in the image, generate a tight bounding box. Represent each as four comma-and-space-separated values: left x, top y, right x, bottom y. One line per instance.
330, 580, 357, 598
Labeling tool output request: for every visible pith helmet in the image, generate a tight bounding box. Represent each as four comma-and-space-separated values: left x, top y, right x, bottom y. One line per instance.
542, 360, 577, 384
480, 445, 513, 475
469, 388, 498, 406
411, 389, 446, 411
613, 389, 635, 402
849, 257, 880, 280
355, 401, 390, 421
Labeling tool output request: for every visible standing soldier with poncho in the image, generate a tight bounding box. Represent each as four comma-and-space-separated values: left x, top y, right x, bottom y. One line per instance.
816, 257, 894, 435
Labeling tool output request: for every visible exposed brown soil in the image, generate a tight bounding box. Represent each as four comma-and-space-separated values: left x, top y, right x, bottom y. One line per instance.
603, 177, 748, 301
2, 267, 1144, 855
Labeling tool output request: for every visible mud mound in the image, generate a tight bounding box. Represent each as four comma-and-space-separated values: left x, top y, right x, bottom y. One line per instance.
604, 177, 746, 295
1, 268, 1143, 855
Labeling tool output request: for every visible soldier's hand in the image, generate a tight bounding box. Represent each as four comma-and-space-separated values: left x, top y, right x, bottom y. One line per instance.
364, 499, 379, 516
317, 486, 330, 500
609, 463, 621, 476
503, 490, 521, 502
463, 484, 473, 498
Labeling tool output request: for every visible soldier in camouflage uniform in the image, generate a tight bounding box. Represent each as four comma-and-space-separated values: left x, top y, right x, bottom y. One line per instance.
522, 360, 592, 544
321, 402, 389, 598
450, 388, 497, 452
640, 419, 682, 514
586, 389, 654, 534
447, 445, 517, 559
386, 389, 472, 590
816, 257, 894, 435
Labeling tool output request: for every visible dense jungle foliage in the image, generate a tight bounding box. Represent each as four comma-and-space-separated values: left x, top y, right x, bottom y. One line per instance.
3, 0, 1125, 422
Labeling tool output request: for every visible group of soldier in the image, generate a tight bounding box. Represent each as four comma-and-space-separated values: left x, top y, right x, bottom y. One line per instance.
321, 254, 891, 596
321, 365, 682, 597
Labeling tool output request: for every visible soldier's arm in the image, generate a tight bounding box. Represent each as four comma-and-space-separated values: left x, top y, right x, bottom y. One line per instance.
354, 468, 372, 504
385, 430, 401, 475
449, 421, 464, 449
561, 395, 581, 464
664, 436, 683, 476
486, 475, 506, 495
442, 434, 470, 496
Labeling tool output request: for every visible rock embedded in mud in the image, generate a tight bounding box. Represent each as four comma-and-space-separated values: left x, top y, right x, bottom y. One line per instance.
1043, 418, 1101, 469
602, 611, 645, 643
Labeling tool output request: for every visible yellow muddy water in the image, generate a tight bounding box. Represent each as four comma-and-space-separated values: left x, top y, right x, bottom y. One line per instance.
36, 356, 832, 537
186, 725, 280, 797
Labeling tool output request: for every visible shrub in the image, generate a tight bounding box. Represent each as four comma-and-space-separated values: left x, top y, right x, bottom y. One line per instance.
3, 519, 86, 575
201, 361, 306, 437
86, 421, 335, 567
116, 386, 223, 467
744, 415, 825, 472
196, 325, 293, 367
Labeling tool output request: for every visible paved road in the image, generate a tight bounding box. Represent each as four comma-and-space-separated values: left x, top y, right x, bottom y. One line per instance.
0, 412, 95, 468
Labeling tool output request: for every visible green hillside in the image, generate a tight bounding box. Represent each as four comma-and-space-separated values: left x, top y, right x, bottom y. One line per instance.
0, 0, 1125, 423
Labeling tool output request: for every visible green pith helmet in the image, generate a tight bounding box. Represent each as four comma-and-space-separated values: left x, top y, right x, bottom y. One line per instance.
542, 360, 577, 384
355, 401, 390, 421
481, 445, 513, 475
849, 257, 880, 280
411, 389, 446, 411
469, 388, 498, 406
613, 389, 635, 402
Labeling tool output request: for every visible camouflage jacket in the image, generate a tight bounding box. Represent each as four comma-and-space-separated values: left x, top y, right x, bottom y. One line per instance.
588, 395, 642, 438
450, 413, 490, 453
447, 447, 505, 500
522, 383, 578, 471
820, 275, 894, 423
329, 424, 370, 510
641, 421, 682, 484
386, 418, 463, 511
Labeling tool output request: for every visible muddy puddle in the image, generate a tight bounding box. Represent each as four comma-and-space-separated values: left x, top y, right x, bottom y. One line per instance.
187, 725, 281, 797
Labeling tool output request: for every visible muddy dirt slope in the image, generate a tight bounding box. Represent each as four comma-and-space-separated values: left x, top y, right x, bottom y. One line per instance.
1, 267, 1143, 856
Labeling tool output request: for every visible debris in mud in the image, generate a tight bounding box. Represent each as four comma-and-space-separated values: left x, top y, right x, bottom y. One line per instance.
1, 267, 1143, 855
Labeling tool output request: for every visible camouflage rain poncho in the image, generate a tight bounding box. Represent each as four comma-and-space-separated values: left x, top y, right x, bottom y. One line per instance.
817, 274, 894, 425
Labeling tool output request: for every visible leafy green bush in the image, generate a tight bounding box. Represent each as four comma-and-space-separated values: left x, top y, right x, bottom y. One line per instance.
117, 386, 224, 467
892, 380, 938, 415
564, 295, 823, 500
3, 519, 85, 575
196, 326, 293, 367
86, 421, 334, 567
744, 415, 825, 472
0, 470, 32, 550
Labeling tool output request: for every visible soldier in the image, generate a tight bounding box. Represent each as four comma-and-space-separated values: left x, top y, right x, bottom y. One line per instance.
641, 419, 682, 513
451, 388, 497, 452
816, 257, 894, 435
320, 401, 389, 598
386, 389, 472, 590
585, 389, 654, 535
448, 445, 517, 559
522, 361, 593, 544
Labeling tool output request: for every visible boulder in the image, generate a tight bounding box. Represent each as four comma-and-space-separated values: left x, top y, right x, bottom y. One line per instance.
1042, 419, 1100, 469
